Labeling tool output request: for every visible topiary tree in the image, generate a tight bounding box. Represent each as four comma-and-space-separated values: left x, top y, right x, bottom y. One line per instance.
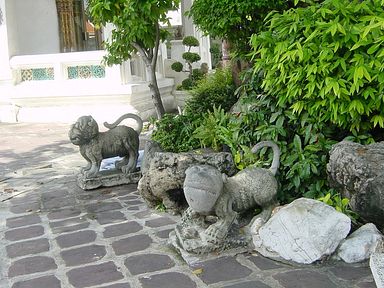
88, 0, 180, 119
250, 0, 384, 134
171, 36, 207, 90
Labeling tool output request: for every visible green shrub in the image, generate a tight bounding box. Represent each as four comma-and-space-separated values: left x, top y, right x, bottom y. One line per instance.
171, 61, 183, 72
184, 68, 237, 115
182, 36, 200, 47
150, 114, 200, 152
182, 52, 201, 63
250, 0, 384, 134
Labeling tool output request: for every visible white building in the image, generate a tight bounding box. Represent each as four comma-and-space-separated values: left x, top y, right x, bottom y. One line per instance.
0, 0, 211, 123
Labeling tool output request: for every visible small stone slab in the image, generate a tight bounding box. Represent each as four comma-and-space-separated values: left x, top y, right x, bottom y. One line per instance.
370, 252, 384, 288
124, 253, 175, 275
139, 272, 196, 288
77, 170, 142, 190
6, 238, 50, 258
61, 245, 107, 266
8, 256, 57, 277
12, 275, 61, 288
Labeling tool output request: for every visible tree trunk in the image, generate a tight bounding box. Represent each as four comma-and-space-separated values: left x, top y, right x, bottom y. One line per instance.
146, 64, 165, 119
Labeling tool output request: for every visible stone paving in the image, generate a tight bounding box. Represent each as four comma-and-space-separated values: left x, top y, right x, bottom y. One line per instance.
0, 122, 378, 288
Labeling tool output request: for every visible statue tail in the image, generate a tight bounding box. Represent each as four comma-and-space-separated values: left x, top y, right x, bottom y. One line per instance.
104, 113, 143, 134
251, 141, 281, 176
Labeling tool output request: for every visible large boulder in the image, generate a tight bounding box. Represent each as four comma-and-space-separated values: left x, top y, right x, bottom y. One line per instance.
252, 198, 351, 264
327, 141, 384, 230
138, 143, 237, 214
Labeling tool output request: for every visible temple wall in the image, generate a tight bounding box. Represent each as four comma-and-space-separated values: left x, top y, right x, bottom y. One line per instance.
5, 0, 60, 56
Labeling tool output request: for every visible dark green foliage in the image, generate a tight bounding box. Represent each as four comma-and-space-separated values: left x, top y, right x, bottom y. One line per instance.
181, 78, 194, 90
250, 0, 384, 134
209, 43, 222, 68
182, 36, 200, 47
187, 0, 290, 56
151, 68, 236, 152
182, 52, 201, 63
184, 68, 237, 115
171, 61, 183, 72
151, 114, 200, 152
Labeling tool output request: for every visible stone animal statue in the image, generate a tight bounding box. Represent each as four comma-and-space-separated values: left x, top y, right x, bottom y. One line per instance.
172, 141, 280, 253
69, 113, 143, 178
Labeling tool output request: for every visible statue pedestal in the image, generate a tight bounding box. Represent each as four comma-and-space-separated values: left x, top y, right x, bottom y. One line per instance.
77, 170, 142, 190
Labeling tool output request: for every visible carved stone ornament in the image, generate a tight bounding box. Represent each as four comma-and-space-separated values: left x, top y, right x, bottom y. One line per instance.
69, 113, 143, 189
170, 141, 280, 255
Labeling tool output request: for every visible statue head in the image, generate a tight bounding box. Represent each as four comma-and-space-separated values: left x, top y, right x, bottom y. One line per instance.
183, 165, 224, 214
69, 115, 99, 145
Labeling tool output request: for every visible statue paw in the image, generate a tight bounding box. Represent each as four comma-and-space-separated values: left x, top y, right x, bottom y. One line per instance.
84, 170, 99, 178
121, 166, 134, 174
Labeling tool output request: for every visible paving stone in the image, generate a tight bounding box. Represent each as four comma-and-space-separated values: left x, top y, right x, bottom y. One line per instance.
198, 256, 252, 285
10, 194, 40, 205
112, 234, 152, 255
56, 230, 97, 248
67, 261, 124, 288
145, 217, 177, 228
98, 283, 131, 288
247, 255, 286, 270
6, 214, 41, 228
50, 216, 88, 227
61, 244, 107, 266
47, 208, 81, 220
156, 228, 173, 239
222, 281, 271, 288
5, 225, 44, 241
329, 265, 372, 281
139, 272, 196, 288
124, 199, 143, 205
124, 253, 175, 275
133, 210, 152, 219
273, 269, 337, 288
127, 206, 140, 211
8, 256, 57, 277
6, 238, 50, 258
96, 211, 126, 225
119, 195, 139, 201
42, 196, 76, 209
358, 281, 377, 288
103, 221, 143, 238
52, 222, 90, 234
12, 275, 61, 288
10, 202, 41, 214
85, 201, 122, 213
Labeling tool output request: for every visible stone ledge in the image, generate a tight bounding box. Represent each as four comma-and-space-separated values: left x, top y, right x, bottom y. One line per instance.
370, 252, 384, 288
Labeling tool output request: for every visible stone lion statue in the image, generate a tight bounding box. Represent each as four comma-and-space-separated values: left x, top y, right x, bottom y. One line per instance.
171, 141, 280, 254
69, 113, 143, 178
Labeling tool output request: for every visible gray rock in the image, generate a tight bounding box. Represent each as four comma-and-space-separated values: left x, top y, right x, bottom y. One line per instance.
252, 198, 351, 264
327, 141, 384, 230
370, 242, 384, 288
336, 223, 383, 263
138, 151, 237, 214
77, 170, 142, 190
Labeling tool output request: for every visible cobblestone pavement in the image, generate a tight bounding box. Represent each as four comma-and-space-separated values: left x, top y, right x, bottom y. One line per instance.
0, 123, 377, 288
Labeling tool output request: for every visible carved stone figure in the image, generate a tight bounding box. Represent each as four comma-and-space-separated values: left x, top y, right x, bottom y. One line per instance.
69, 113, 143, 179
327, 141, 384, 229
138, 144, 237, 214
171, 141, 280, 254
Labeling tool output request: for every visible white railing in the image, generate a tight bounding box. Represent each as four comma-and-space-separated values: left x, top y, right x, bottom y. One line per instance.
9, 50, 147, 84
9, 44, 168, 85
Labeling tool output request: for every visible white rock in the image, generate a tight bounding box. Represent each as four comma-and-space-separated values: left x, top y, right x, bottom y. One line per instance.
337, 223, 383, 263
370, 245, 384, 288
253, 198, 351, 264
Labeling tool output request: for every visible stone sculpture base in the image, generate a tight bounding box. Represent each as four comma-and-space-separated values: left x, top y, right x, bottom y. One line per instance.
77, 170, 142, 190
169, 228, 250, 265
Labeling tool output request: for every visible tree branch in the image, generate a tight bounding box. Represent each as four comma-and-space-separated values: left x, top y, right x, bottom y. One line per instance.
132, 42, 151, 66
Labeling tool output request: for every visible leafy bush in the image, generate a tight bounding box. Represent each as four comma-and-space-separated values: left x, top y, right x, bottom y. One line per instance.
171, 61, 183, 72
151, 68, 237, 152
184, 68, 237, 115
150, 114, 200, 152
250, 0, 384, 134
182, 36, 200, 47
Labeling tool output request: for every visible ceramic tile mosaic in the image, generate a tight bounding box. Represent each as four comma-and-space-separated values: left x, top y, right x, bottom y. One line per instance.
67, 65, 105, 79
21, 68, 54, 81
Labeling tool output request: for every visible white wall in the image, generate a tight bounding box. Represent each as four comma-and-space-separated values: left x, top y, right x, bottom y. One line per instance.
0, 0, 12, 83
5, 0, 60, 56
